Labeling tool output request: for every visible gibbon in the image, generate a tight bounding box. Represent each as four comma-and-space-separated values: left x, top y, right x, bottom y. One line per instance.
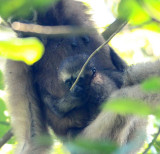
5, 0, 160, 154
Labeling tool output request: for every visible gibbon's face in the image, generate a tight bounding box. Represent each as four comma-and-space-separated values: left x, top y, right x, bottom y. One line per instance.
58, 54, 96, 92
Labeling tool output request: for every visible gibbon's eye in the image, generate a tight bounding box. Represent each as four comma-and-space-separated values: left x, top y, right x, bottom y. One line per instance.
91, 67, 96, 77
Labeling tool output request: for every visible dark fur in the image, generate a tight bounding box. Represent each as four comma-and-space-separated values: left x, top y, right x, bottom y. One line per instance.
37, 53, 124, 137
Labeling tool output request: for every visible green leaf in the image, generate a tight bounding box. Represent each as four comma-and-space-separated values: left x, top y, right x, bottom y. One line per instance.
0, 98, 11, 138
118, 0, 150, 25
0, 98, 15, 144
0, 70, 4, 90
0, 37, 44, 65
143, 0, 160, 21
142, 22, 160, 32
0, 98, 7, 122
0, 0, 59, 19
66, 139, 118, 154
103, 98, 152, 116
118, 0, 160, 32
33, 135, 53, 146
141, 77, 160, 92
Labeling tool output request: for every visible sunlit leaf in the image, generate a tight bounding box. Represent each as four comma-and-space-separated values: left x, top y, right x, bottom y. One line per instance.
118, 0, 150, 24
66, 139, 118, 154
103, 98, 152, 116
0, 70, 4, 90
143, 0, 160, 21
141, 77, 160, 92
0, 37, 44, 65
142, 22, 160, 32
0, 0, 59, 19
118, 0, 160, 32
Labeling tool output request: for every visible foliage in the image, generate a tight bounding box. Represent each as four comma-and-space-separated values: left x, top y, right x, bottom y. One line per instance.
0, 0, 58, 65
0, 0, 58, 19
0, 37, 44, 65
141, 76, 160, 92
0, 98, 14, 143
103, 97, 160, 118
103, 76, 160, 118
0, 70, 4, 90
118, 0, 160, 32
103, 98, 152, 116
33, 135, 53, 146
66, 139, 117, 154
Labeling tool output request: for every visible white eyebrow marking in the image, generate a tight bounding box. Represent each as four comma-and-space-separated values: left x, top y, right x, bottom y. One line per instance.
60, 70, 84, 83
60, 71, 71, 82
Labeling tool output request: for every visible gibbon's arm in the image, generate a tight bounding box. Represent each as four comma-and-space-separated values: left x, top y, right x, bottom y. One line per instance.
80, 61, 160, 153
81, 83, 160, 140
80, 84, 160, 154
81, 60, 160, 139
124, 60, 160, 86
41, 89, 86, 117
5, 60, 50, 154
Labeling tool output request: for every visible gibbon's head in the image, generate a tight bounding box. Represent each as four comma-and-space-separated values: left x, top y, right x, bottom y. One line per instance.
58, 54, 96, 90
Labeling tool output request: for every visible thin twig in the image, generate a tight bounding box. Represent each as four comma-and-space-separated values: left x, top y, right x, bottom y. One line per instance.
143, 126, 160, 154
0, 129, 13, 148
70, 18, 127, 91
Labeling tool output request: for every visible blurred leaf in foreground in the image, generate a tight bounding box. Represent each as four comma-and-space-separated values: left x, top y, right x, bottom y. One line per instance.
0, 98, 10, 137
33, 135, 53, 146
66, 139, 117, 154
103, 98, 152, 116
103, 98, 160, 118
118, 0, 150, 24
118, 0, 160, 32
143, 0, 160, 21
0, 0, 59, 19
0, 70, 4, 90
0, 37, 44, 65
141, 76, 160, 92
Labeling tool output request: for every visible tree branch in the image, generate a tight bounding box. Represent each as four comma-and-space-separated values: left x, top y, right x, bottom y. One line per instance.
0, 129, 13, 148
143, 126, 160, 154
11, 22, 95, 37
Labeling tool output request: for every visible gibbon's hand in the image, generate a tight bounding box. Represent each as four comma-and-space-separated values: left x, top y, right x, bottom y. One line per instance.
42, 89, 86, 117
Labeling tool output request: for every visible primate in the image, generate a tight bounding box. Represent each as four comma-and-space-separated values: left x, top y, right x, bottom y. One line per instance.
40, 53, 124, 137
5, 0, 160, 154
